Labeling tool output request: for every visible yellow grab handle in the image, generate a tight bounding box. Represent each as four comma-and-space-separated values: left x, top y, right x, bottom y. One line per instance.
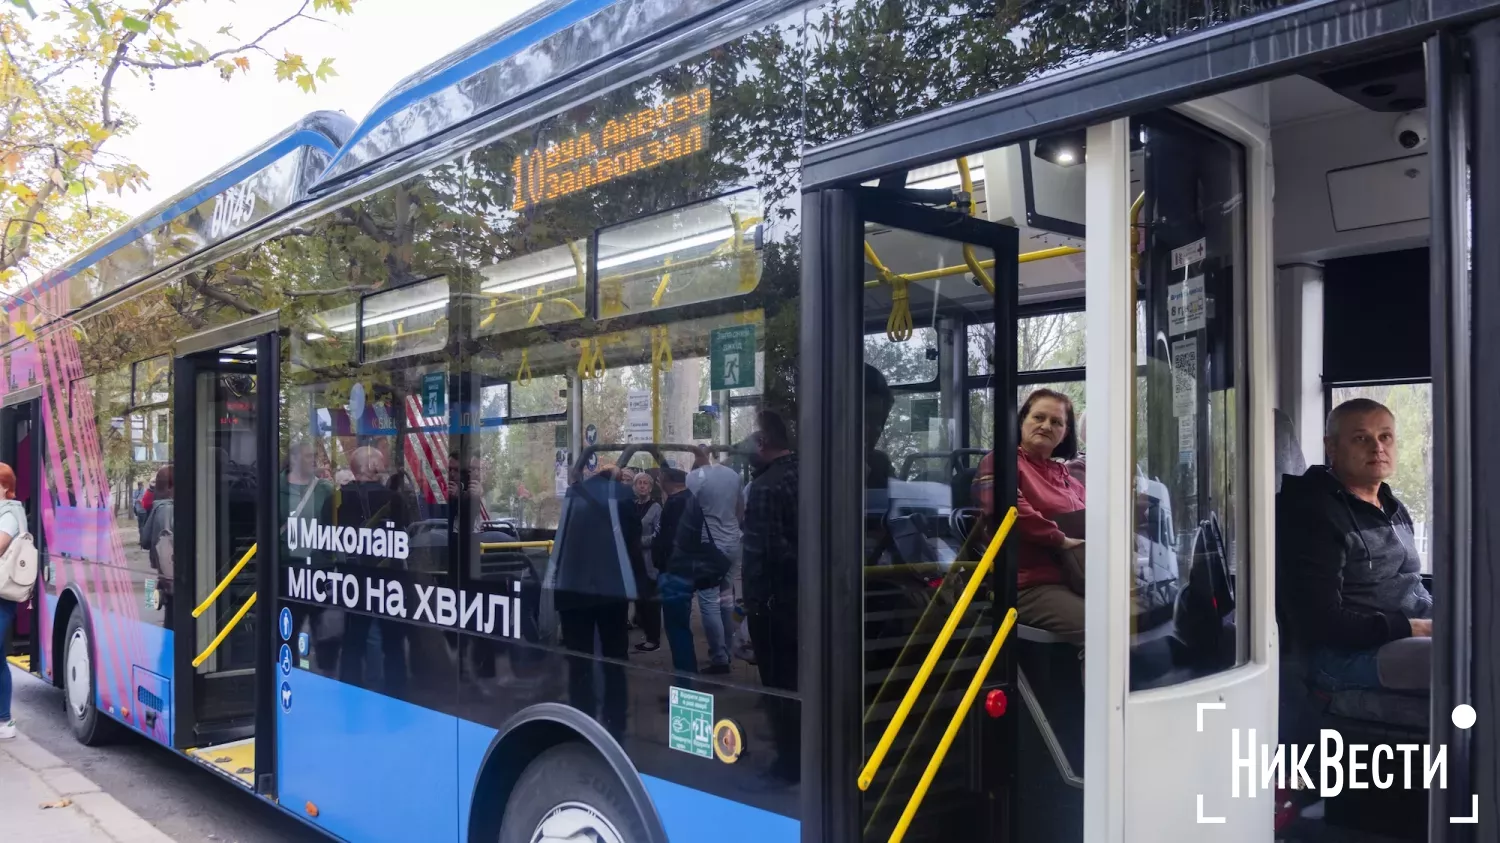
192, 592, 258, 668
888, 607, 1019, 843
517, 348, 533, 386
193, 543, 257, 619
479, 540, 555, 552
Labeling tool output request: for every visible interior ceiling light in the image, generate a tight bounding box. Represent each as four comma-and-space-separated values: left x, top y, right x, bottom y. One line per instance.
320, 223, 757, 336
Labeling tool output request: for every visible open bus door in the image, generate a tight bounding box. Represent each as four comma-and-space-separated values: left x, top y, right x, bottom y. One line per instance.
172, 328, 278, 795
0, 395, 42, 675
803, 179, 1023, 841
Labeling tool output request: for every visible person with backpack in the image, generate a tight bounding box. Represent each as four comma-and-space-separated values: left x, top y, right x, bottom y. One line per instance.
141, 465, 175, 629
0, 461, 36, 740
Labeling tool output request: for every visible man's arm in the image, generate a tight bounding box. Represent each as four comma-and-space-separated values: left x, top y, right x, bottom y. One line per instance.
1281, 503, 1412, 649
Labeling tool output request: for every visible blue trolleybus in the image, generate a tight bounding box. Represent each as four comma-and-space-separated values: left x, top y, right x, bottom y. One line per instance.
4, 0, 1500, 840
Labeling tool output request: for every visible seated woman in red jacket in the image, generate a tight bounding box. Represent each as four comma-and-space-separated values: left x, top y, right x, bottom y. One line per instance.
975, 389, 1086, 641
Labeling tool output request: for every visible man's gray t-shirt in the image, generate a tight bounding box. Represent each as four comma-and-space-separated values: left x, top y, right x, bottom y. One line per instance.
687, 462, 742, 551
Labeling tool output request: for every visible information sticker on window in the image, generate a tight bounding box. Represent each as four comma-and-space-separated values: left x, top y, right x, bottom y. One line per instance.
669, 686, 715, 759
1171, 338, 1198, 418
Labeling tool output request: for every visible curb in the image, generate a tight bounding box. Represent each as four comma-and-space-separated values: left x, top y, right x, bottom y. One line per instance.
0, 732, 176, 843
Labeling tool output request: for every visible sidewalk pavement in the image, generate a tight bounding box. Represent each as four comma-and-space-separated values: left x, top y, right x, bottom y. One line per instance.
0, 731, 175, 843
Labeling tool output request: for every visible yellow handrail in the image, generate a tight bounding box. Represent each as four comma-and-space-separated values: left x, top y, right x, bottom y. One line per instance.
888, 607, 1019, 843
479, 540, 555, 552
193, 544, 257, 619
955, 158, 995, 296
857, 506, 1017, 791
192, 592, 258, 668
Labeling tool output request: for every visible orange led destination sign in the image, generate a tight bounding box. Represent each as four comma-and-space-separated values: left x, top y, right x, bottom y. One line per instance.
512, 87, 712, 210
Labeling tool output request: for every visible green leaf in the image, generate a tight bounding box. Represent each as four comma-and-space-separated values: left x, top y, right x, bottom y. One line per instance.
7, 0, 37, 20
67, 181, 86, 197
121, 16, 149, 34
85, 1, 105, 27
315, 57, 337, 80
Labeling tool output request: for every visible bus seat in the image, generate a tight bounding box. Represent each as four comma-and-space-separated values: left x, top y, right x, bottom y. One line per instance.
1018, 624, 1068, 644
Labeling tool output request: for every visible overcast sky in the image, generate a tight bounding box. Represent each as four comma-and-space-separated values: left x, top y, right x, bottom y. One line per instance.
106, 0, 542, 218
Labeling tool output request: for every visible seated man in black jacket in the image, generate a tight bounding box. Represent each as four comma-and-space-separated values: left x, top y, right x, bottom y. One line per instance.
1279, 398, 1432, 694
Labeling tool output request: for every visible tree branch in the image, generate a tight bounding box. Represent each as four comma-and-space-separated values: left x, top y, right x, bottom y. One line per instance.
284, 284, 379, 298
120, 0, 313, 71
0, 181, 59, 273
182, 273, 258, 316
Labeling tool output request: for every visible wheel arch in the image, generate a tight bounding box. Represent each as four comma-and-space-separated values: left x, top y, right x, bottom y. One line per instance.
465, 702, 668, 843
48, 584, 89, 689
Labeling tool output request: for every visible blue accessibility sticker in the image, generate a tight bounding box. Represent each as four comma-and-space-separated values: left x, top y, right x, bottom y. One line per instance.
280, 681, 293, 713
279, 607, 293, 641
279, 644, 292, 676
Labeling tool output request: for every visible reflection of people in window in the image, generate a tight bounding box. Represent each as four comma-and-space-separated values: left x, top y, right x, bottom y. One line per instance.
141, 465, 175, 630
655, 469, 697, 673
283, 440, 332, 563
553, 463, 640, 737
742, 410, 800, 782
1006, 389, 1086, 643
334, 446, 411, 696
631, 472, 663, 653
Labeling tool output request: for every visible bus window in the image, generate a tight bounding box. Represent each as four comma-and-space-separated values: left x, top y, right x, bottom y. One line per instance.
1327, 386, 1433, 570
968, 312, 1087, 452
456, 51, 805, 740
1129, 111, 1250, 691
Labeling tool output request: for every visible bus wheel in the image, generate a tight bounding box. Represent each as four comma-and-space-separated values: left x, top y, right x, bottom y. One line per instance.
62, 610, 116, 746
499, 743, 646, 843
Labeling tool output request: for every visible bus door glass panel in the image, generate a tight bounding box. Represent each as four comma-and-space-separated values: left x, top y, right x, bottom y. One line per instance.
857, 178, 1017, 841
1129, 112, 1249, 691
194, 359, 260, 681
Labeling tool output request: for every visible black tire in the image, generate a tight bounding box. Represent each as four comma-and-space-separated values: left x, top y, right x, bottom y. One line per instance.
62, 608, 117, 746
499, 743, 648, 843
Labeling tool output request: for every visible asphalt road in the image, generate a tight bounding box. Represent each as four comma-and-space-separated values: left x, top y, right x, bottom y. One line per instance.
7, 666, 326, 843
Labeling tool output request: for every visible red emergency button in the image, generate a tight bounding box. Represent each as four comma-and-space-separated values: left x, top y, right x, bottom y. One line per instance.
984, 689, 1008, 718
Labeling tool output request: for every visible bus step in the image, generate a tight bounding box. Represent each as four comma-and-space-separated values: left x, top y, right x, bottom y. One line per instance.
192, 718, 254, 748
186, 738, 255, 789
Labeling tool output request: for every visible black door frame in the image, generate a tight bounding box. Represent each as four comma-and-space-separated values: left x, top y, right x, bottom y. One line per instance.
171, 331, 279, 797
1454, 18, 1500, 838
0, 396, 42, 669
801, 186, 1018, 843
